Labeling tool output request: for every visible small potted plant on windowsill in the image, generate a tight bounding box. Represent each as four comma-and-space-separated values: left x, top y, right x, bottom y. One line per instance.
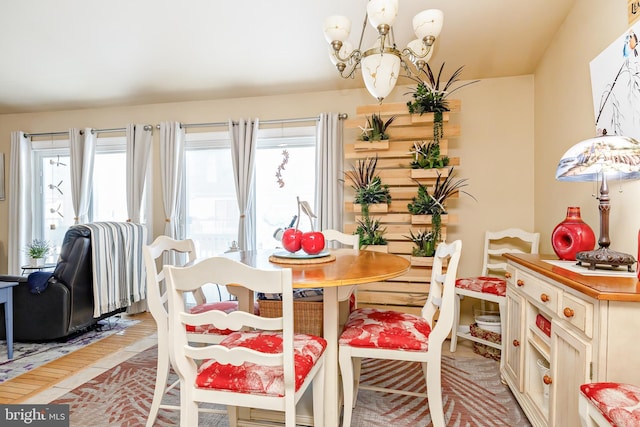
25, 239, 52, 267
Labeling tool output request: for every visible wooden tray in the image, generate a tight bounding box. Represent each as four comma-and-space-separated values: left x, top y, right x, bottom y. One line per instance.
269, 253, 336, 265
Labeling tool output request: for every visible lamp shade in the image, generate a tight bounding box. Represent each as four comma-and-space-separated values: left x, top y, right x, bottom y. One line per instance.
366, 0, 398, 29
323, 15, 351, 43
361, 50, 400, 102
406, 38, 434, 61
556, 135, 640, 182
413, 9, 444, 40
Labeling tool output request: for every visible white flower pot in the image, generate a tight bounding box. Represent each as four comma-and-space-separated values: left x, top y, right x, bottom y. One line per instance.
30, 258, 45, 267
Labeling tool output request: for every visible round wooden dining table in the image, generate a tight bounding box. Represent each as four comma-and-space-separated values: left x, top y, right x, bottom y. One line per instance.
223, 248, 411, 426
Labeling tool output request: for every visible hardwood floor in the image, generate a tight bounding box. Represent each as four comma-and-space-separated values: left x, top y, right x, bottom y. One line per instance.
0, 312, 157, 404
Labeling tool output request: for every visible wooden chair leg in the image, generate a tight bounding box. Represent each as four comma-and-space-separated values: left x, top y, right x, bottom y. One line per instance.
339, 348, 355, 426
146, 344, 170, 427
426, 359, 446, 427
312, 363, 325, 427
449, 293, 461, 353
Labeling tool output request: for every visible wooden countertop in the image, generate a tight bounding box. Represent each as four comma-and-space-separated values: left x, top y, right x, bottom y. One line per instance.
504, 253, 640, 302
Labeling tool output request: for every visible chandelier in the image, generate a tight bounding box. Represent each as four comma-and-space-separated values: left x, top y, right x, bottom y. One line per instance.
323, 0, 443, 102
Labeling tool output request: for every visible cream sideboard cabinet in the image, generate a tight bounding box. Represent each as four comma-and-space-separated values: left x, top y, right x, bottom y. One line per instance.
502, 253, 640, 427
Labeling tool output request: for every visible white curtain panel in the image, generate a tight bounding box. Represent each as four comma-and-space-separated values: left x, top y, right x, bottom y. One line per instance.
159, 121, 185, 240
229, 118, 258, 251
316, 113, 344, 234
125, 124, 152, 223
8, 131, 33, 275
69, 128, 96, 224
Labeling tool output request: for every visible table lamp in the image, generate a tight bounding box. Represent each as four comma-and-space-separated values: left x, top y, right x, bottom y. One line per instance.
555, 135, 640, 270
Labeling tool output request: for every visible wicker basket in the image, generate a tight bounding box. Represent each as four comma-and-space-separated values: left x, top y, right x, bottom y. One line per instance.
470, 322, 501, 361
258, 299, 323, 336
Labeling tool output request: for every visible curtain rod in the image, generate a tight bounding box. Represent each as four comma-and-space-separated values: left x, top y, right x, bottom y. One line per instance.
159, 113, 349, 130
24, 124, 152, 138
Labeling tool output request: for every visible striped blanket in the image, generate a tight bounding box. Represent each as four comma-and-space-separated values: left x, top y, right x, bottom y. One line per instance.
79, 222, 147, 317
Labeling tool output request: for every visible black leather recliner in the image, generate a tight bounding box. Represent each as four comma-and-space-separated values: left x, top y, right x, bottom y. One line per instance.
0, 226, 124, 341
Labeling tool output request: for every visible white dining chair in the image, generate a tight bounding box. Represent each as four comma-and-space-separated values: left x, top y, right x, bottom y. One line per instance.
322, 229, 360, 255
338, 240, 462, 427
579, 382, 640, 426
449, 228, 539, 368
165, 256, 327, 427
143, 236, 237, 427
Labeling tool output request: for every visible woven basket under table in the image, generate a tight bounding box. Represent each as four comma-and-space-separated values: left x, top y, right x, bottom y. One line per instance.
258, 299, 323, 337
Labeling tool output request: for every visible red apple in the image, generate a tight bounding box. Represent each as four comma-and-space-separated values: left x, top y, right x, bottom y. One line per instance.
282, 228, 303, 253
301, 232, 325, 255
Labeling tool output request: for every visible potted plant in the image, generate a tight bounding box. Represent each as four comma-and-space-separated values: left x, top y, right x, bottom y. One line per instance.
343, 155, 392, 216
25, 239, 52, 267
356, 214, 387, 249
406, 229, 437, 258
405, 63, 478, 142
407, 167, 475, 236
343, 155, 391, 249
359, 113, 397, 142
409, 140, 450, 170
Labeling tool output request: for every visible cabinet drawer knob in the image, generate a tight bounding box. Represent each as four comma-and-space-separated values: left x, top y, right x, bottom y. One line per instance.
540, 293, 550, 303
563, 307, 575, 318
516, 279, 524, 287
543, 374, 553, 385
512, 339, 520, 347
505, 272, 512, 279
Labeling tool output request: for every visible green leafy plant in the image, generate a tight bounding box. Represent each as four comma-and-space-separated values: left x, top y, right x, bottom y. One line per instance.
343, 156, 392, 210
356, 215, 387, 246
25, 239, 52, 259
405, 63, 478, 141
405, 229, 436, 257
407, 167, 476, 216
409, 140, 450, 169
343, 156, 391, 248
359, 114, 397, 141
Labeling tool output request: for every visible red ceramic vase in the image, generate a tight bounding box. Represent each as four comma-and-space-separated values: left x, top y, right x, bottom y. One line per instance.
551, 207, 596, 261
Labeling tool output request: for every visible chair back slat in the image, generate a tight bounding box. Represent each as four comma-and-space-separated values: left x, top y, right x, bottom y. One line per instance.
422, 240, 462, 339
165, 256, 298, 398
481, 229, 540, 276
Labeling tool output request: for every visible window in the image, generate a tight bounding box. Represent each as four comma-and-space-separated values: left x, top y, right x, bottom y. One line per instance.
33, 136, 131, 261
183, 125, 316, 254
254, 130, 316, 250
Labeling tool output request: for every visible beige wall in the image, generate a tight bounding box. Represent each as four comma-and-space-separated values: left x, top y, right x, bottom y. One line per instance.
0, 75, 535, 277
535, 0, 640, 257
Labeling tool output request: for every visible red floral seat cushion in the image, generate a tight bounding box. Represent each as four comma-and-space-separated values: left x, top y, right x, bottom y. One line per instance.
338, 308, 431, 351
195, 331, 327, 396
186, 301, 239, 335
580, 382, 640, 426
455, 276, 506, 297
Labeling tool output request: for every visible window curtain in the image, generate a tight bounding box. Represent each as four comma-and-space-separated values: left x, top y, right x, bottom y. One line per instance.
8, 131, 33, 275
159, 121, 185, 241
69, 128, 96, 224
315, 113, 344, 234
125, 124, 152, 224
229, 118, 258, 251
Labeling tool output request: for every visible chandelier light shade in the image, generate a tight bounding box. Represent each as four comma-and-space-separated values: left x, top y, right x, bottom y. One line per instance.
323, 1, 444, 102
555, 135, 640, 270
361, 47, 401, 101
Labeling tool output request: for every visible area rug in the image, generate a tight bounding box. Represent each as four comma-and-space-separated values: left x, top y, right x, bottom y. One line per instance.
52, 345, 530, 427
0, 315, 139, 382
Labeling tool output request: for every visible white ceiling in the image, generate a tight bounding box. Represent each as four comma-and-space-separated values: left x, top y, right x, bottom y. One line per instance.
0, 0, 575, 114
